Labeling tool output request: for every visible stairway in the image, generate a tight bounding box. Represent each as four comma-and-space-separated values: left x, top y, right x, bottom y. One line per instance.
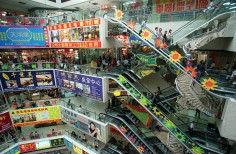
176, 74, 216, 117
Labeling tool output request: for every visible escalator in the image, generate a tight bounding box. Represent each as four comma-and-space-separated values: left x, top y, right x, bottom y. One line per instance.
98, 113, 164, 154
99, 113, 171, 154
107, 2, 236, 99
106, 73, 225, 154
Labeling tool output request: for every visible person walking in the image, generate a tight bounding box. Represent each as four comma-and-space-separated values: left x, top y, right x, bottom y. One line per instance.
189, 121, 195, 134
139, 18, 147, 35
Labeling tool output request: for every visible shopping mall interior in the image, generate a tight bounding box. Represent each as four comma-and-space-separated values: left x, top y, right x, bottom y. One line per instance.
0, 0, 236, 154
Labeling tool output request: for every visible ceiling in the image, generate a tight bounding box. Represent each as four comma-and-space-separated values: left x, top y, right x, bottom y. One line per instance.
0, 0, 131, 13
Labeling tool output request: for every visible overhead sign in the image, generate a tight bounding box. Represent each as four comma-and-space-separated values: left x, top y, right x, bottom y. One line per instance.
56, 70, 103, 101
48, 18, 101, 48
136, 54, 157, 66
0, 70, 56, 91
0, 26, 46, 48
0, 112, 13, 133
10, 106, 61, 127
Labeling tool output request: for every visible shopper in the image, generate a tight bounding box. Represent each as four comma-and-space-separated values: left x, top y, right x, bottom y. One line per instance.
93, 140, 99, 151
163, 30, 168, 44
167, 29, 173, 45
152, 27, 158, 44
82, 134, 87, 143
139, 18, 147, 35
189, 121, 195, 134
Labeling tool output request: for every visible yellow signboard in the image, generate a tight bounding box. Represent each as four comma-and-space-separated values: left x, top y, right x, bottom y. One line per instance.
73, 144, 83, 154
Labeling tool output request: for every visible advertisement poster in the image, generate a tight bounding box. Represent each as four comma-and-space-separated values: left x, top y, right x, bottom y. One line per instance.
56, 70, 103, 101
35, 140, 51, 150
19, 143, 36, 153
0, 112, 13, 133
50, 138, 64, 147
0, 26, 46, 48
60, 107, 105, 143
0, 70, 56, 91
5, 145, 20, 154
10, 106, 61, 127
64, 139, 73, 150
49, 18, 101, 48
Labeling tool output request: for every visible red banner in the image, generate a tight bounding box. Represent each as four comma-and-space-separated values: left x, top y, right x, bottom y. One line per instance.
185, 0, 196, 10
156, 4, 164, 13
164, 3, 174, 12
51, 42, 101, 48
175, 1, 185, 12
19, 143, 36, 153
49, 18, 101, 31
0, 112, 13, 133
196, 0, 208, 9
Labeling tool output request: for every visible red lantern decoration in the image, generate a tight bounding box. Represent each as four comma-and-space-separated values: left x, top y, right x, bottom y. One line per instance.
39, 18, 44, 24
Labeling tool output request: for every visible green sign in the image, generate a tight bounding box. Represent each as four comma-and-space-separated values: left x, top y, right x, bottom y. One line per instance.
50, 138, 64, 147
136, 54, 157, 66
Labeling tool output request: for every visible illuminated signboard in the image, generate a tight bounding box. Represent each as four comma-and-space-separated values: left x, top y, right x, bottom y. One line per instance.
19, 143, 36, 153
50, 138, 64, 147
35, 140, 51, 150
10, 106, 61, 127
48, 18, 101, 48
0, 26, 46, 48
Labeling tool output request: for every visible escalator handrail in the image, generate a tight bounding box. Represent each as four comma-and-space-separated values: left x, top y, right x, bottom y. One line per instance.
99, 112, 158, 154
108, 17, 230, 99
107, 145, 123, 154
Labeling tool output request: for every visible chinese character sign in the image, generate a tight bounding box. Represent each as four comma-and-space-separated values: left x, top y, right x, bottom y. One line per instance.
56, 70, 103, 101
0, 112, 13, 133
9, 106, 61, 127
0, 70, 55, 91
19, 143, 36, 153
0, 26, 46, 47
48, 18, 101, 48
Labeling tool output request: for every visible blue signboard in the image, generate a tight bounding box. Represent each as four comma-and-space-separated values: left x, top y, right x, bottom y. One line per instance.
0, 70, 56, 91
64, 139, 73, 150
129, 35, 147, 46
0, 26, 46, 47
5, 145, 20, 154
56, 70, 103, 101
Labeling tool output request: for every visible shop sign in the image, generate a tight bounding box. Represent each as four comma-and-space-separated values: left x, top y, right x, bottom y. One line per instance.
51, 42, 101, 48
5, 145, 20, 154
56, 71, 103, 101
73, 144, 83, 154
0, 70, 56, 91
19, 143, 36, 153
35, 140, 51, 150
0, 112, 13, 133
48, 18, 101, 30
9, 106, 61, 127
0, 26, 46, 47
136, 54, 157, 66
50, 138, 64, 147
64, 139, 73, 150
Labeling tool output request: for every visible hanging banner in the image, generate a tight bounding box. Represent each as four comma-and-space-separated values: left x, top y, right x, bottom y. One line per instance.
136, 54, 157, 66
9, 106, 61, 127
0, 70, 56, 91
48, 18, 101, 48
0, 26, 46, 48
56, 70, 103, 101
0, 112, 13, 133
60, 107, 106, 143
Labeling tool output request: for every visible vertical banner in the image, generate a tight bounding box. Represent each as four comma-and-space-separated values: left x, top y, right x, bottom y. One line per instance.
0, 112, 13, 133
156, 4, 164, 13
0, 26, 46, 48
60, 107, 106, 143
164, 3, 174, 13
175, 1, 185, 12
0, 70, 56, 91
10, 106, 61, 127
185, 0, 196, 10
43, 26, 50, 47
56, 70, 103, 101
196, 0, 208, 9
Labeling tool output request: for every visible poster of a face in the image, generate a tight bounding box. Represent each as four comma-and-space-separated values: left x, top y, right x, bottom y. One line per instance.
88, 120, 102, 140
60, 29, 71, 42
50, 30, 60, 42
82, 84, 90, 94
70, 28, 84, 42
36, 74, 53, 86
20, 78, 34, 87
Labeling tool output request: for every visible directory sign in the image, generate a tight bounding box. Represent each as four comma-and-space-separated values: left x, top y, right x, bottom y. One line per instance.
19, 143, 36, 153
60, 107, 106, 143
0, 70, 56, 91
56, 70, 103, 101
0, 112, 13, 133
48, 18, 101, 48
4, 145, 20, 154
0, 26, 46, 48
10, 106, 61, 127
